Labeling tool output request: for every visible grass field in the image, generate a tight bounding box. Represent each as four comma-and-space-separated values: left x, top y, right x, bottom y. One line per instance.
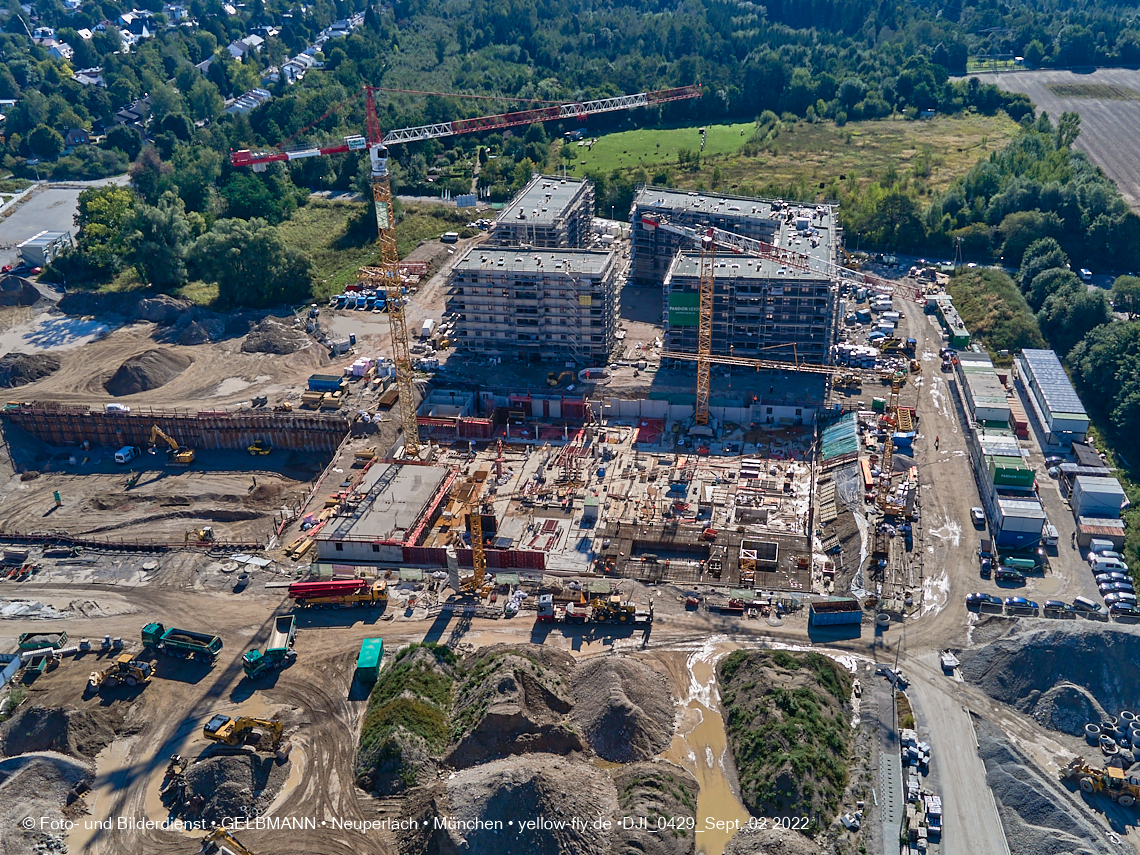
563, 113, 1020, 198
1046, 83, 1140, 100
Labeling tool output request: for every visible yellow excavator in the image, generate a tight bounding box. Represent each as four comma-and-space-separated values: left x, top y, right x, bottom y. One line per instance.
149, 425, 195, 466
184, 526, 214, 544
201, 828, 258, 855
202, 714, 283, 748
547, 371, 574, 386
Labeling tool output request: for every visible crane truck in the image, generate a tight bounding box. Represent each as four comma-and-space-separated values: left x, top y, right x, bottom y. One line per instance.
288, 578, 387, 609
536, 593, 653, 626
142, 622, 223, 663
242, 614, 297, 678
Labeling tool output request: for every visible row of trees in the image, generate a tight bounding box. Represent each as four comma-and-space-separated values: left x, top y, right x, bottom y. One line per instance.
49, 185, 311, 306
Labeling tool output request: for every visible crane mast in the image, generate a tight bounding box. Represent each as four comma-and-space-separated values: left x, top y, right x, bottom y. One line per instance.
695, 233, 715, 426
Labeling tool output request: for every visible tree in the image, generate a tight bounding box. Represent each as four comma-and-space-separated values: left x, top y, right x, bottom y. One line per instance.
1027, 267, 1081, 312
130, 146, 174, 206
74, 185, 136, 279
1018, 237, 1068, 291
27, 124, 63, 159
1056, 111, 1081, 148
104, 125, 143, 160
1037, 283, 1112, 356
187, 77, 224, 122
126, 192, 194, 290
190, 218, 312, 307
1024, 39, 1046, 68
1058, 25, 1097, 67
1112, 275, 1140, 319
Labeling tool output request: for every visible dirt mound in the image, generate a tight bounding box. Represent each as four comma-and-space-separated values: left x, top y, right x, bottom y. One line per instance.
0, 752, 96, 855
1, 705, 123, 759
178, 320, 211, 345
168, 752, 290, 824
133, 294, 192, 324
975, 717, 1103, 855
104, 348, 192, 396
960, 624, 1140, 729
241, 317, 310, 354
611, 762, 698, 855
1029, 682, 1110, 736
447, 645, 582, 769
723, 822, 824, 855
0, 352, 60, 387
571, 657, 675, 762
406, 754, 619, 855
0, 275, 40, 307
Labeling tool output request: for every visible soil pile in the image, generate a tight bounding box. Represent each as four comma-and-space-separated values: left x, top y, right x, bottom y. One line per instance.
104, 348, 192, 395
447, 644, 582, 769
168, 753, 290, 824
406, 754, 619, 855
133, 294, 191, 324
1, 705, 123, 759
0, 275, 40, 307
722, 823, 824, 855
611, 762, 698, 855
0, 352, 60, 387
178, 320, 211, 345
960, 624, 1140, 730
0, 752, 95, 855
717, 649, 854, 825
974, 717, 1103, 855
241, 318, 310, 354
571, 658, 675, 762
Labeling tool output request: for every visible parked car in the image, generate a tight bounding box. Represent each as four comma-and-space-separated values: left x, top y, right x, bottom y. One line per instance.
1004, 597, 1039, 615
1104, 592, 1138, 607
1073, 596, 1110, 618
1043, 455, 1066, 469
1089, 551, 1124, 564
966, 592, 1003, 609
970, 507, 986, 527
1099, 581, 1134, 594
980, 557, 992, 579
1094, 572, 1130, 584
1110, 602, 1140, 618
1043, 600, 1077, 616
995, 567, 1027, 585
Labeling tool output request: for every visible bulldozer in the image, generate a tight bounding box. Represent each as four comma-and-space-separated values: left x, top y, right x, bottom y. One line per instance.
88, 654, 153, 691
202, 714, 284, 748
201, 828, 259, 855
1063, 757, 1140, 807
149, 424, 195, 466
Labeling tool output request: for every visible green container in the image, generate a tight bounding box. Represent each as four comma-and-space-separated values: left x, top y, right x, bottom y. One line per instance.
871, 397, 886, 412
1003, 557, 1037, 571
356, 638, 383, 683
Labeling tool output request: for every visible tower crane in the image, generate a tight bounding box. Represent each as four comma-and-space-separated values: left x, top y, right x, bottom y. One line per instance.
231, 84, 703, 458
649, 217, 926, 424
451, 476, 488, 593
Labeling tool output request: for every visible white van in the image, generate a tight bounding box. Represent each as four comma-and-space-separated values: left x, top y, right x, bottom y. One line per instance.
1091, 557, 1129, 573
114, 446, 139, 464
1042, 524, 1058, 547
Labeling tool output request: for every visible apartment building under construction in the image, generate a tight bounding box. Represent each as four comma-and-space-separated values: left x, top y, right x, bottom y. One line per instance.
445, 247, 620, 363
487, 175, 595, 248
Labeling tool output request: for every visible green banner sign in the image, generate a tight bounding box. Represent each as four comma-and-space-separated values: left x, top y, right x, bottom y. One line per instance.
668, 292, 699, 327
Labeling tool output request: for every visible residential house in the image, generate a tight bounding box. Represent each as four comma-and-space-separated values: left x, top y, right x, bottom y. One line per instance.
32, 27, 56, 42
64, 128, 91, 147
75, 28, 93, 39
224, 88, 272, 115
162, 3, 190, 21
63, 0, 83, 11
72, 66, 105, 86
118, 10, 154, 38
114, 95, 150, 131
226, 34, 264, 60
48, 42, 74, 61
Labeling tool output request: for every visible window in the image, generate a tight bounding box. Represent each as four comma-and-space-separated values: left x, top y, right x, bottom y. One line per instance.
795, 408, 802, 416
372, 544, 380, 552
335, 543, 343, 551
766, 407, 773, 414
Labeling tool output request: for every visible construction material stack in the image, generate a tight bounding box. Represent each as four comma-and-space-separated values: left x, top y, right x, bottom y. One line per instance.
288, 578, 387, 609
242, 614, 297, 678
536, 593, 653, 625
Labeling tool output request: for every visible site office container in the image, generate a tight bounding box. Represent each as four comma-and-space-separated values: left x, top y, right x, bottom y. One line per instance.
356, 638, 383, 683
808, 598, 862, 626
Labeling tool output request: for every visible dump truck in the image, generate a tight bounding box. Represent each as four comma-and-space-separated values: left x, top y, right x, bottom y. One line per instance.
242, 614, 297, 679
536, 594, 653, 625
202, 714, 283, 748
89, 654, 154, 690
356, 637, 383, 682
18, 631, 67, 651
1063, 757, 1140, 807
142, 622, 223, 663
288, 578, 387, 609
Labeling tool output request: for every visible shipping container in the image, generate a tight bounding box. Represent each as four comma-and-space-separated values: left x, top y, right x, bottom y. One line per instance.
1072, 475, 1126, 519
356, 638, 383, 683
808, 598, 863, 626
308, 374, 344, 393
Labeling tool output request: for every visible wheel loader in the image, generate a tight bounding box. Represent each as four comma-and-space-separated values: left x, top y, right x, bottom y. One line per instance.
1063, 757, 1140, 807
88, 654, 153, 691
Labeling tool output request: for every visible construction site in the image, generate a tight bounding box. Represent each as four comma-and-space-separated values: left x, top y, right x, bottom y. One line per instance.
0, 82, 1137, 855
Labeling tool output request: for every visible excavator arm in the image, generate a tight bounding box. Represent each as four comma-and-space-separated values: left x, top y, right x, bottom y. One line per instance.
202, 828, 259, 855
149, 424, 179, 452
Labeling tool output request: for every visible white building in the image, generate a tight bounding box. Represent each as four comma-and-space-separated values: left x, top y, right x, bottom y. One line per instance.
1016, 348, 1089, 447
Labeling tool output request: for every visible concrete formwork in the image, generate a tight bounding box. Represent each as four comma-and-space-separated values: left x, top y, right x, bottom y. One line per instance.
1, 404, 351, 452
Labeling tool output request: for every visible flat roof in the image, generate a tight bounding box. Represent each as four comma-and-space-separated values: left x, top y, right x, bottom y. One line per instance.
668, 247, 832, 282
453, 247, 615, 276
1021, 349, 1086, 417
496, 175, 589, 227
17, 230, 69, 247
318, 462, 450, 542
998, 497, 1047, 519
1074, 475, 1126, 497
635, 186, 833, 224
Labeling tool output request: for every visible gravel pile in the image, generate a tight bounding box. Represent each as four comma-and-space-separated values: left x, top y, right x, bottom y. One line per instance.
178, 321, 211, 345
170, 753, 290, 824
104, 348, 192, 396
975, 718, 1104, 855
0, 752, 95, 855
132, 294, 192, 324
960, 624, 1140, 731
571, 657, 675, 762
722, 823, 825, 855
610, 762, 698, 855
0, 353, 60, 387
241, 318, 310, 354
0, 276, 40, 307
1, 705, 122, 759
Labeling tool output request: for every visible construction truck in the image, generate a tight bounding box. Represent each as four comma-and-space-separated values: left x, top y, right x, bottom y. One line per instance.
247, 439, 272, 456
242, 614, 297, 678
88, 654, 153, 690
201, 827, 258, 855
1063, 757, 1140, 807
142, 622, 223, 663
202, 713, 284, 748
288, 578, 388, 609
149, 425, 195, 466
536, 593, 653, 626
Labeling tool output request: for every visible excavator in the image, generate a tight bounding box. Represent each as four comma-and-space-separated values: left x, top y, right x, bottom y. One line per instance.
88, 654, 153, 691
202, 714, 284, 748
547, 371, 574, 387
184, 526, 214, 544
201, 828, 259, 855
149, 424, 195, 466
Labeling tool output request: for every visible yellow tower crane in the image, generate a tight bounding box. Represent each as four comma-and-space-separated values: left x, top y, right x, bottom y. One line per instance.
452, 476, 488, 593
694, 232, 716, 426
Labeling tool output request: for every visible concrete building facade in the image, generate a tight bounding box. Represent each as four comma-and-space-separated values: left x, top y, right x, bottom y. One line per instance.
446, 247, 620, 363
488, 175, 595, 249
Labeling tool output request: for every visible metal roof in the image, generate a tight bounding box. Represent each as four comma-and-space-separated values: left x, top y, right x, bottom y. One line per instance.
1021, 349, 1086, 417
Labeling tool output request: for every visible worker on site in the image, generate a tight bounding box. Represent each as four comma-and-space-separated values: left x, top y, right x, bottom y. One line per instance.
935, 436, 940, 450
